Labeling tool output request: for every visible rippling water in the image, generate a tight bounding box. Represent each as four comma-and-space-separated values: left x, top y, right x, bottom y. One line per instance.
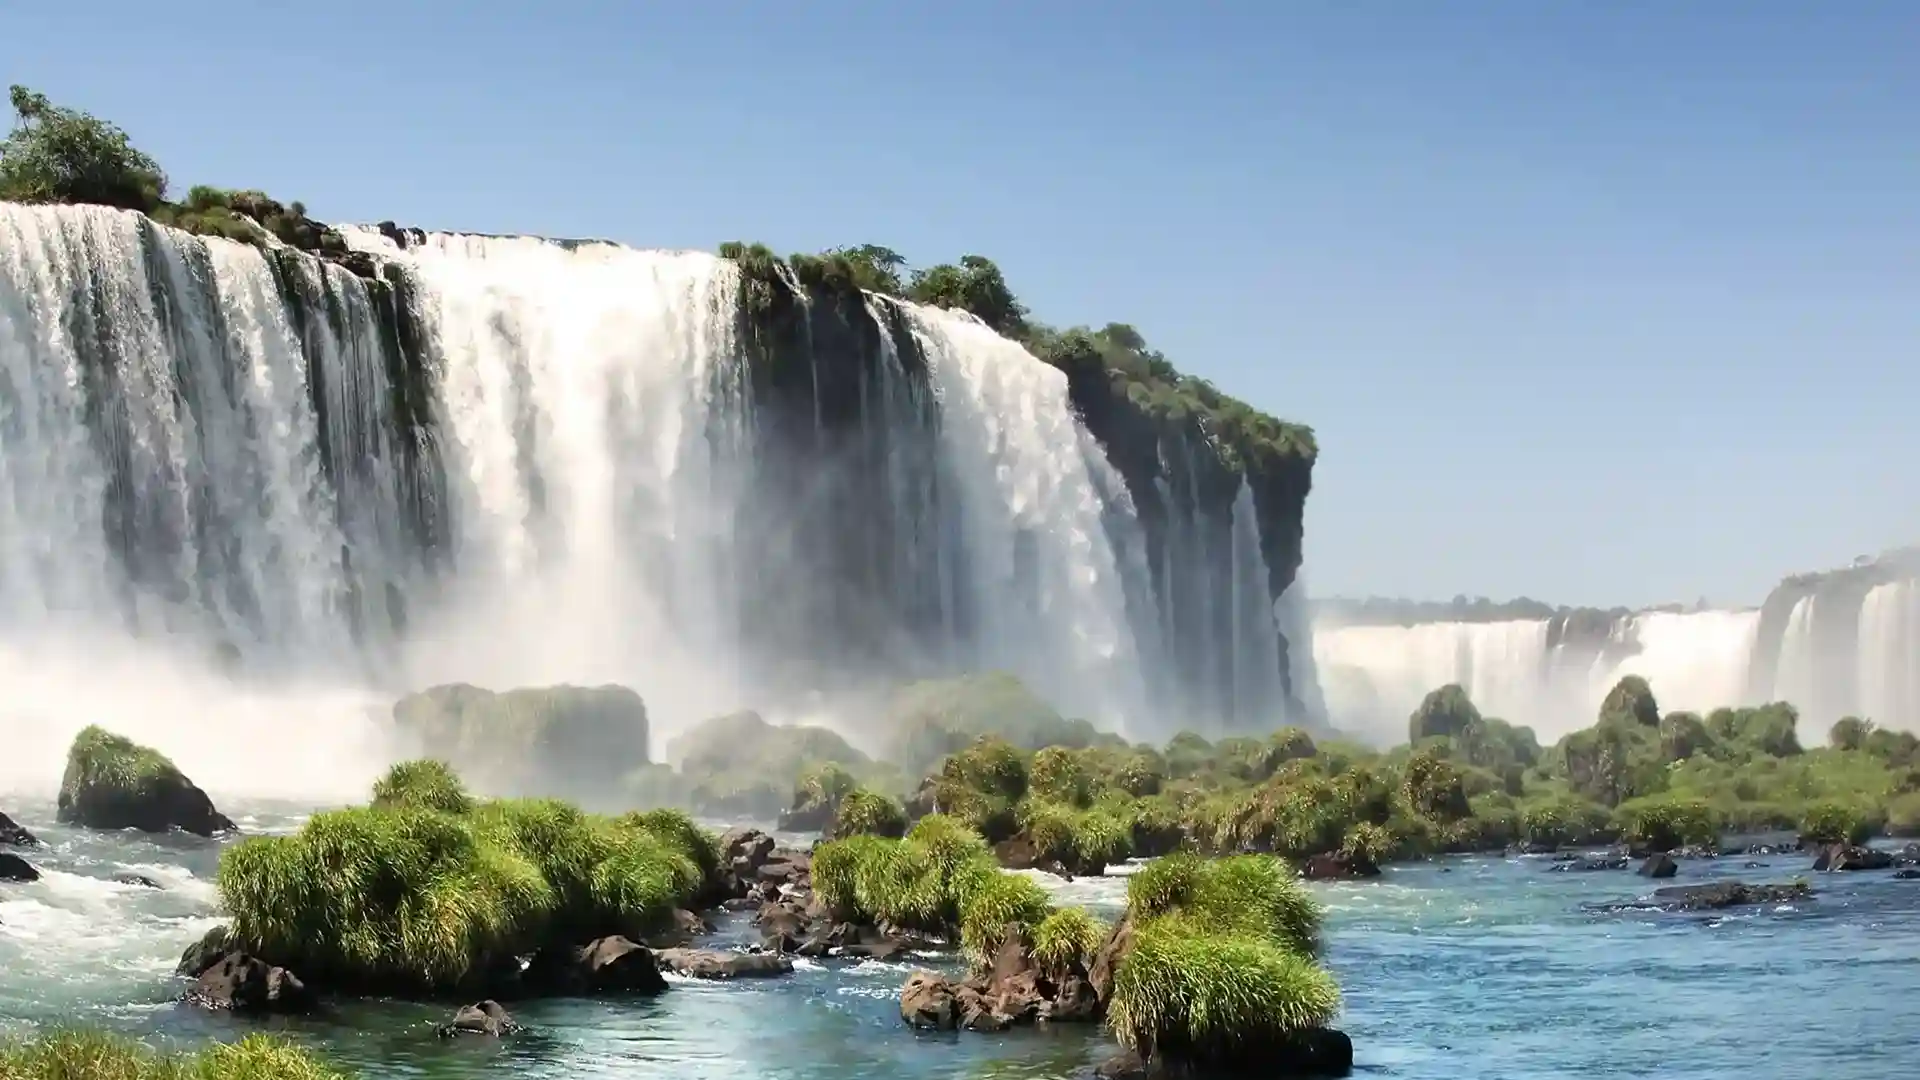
2, 799, 1915, 1079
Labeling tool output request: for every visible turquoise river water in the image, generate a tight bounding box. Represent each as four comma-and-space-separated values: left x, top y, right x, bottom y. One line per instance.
1, 798, 1915, 1079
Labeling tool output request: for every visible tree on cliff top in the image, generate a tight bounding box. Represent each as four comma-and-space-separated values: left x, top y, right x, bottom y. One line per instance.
908, 255, 1029, 337
0, 84, 167, 211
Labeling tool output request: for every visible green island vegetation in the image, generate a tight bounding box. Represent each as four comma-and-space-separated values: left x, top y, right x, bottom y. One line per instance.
1110, 851, 1340, 1068
642, 669, 1918, 877
714, 241, 1317, 474
0, 1030, 351, 1080
0, 84, 344, 254
217, 760, 717, 993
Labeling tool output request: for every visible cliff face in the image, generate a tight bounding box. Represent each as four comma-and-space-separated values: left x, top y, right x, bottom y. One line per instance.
726, 256, 1320, 729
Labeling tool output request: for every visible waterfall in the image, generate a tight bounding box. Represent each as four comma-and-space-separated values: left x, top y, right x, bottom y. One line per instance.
1858, 579, 1919, 730
0, 203, 405, 793
898, 303, 1151, 729
0, 206, 1316, 794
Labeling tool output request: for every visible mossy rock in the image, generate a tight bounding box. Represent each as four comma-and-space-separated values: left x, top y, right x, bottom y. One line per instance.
883, 673, 1118, 777
391, 683, 650, 802
665, 710, 872, 820
56, 727, 234, 837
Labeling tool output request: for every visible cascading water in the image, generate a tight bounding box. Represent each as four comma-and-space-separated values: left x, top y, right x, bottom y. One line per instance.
0, 206, 1317, 796
0, 203, 404, 795
1858, 579, 1919, 730
898, 304, 1152, 728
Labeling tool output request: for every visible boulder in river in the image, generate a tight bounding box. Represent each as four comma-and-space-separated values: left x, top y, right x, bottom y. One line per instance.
524, 936, 667, 996
1637, 853, 1679, 879
897, 938, 1103, 1033
114, 872, 161, 889
0, 852, 39, 883
438, 1000, 519, 1038
1811, 844, 1893, 872
654, 947, 793, 980
1549, 855, 1630, 873
56, 726, 235, 836
1596, 880, 1813, 913
177, 926, 233, 977
1303, 850, 1381, 881
0, 810, 37, 847
184, 952, 313, 1014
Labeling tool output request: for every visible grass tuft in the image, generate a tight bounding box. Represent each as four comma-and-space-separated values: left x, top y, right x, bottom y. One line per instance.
370, 759, 472, 814
1030, 906, 1106, 973
0, 1029, 353, 1080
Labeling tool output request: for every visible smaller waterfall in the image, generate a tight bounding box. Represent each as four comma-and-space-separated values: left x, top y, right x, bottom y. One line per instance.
1858, 579, 1919, 729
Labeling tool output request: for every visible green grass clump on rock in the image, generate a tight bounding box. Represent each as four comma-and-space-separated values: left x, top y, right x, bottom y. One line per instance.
1799, 800, 1872, 847
1030, 906, 1106, 973
0, 1029, 354, 1080
828, 788, 908, 839
216, 768, 714, 994
1109, 851, 1340, 1069
370, 759, 472, 814
61, 726, 181, 795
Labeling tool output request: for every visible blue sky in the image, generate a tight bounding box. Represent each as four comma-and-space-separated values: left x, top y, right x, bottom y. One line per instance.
5, 2, 1914, 609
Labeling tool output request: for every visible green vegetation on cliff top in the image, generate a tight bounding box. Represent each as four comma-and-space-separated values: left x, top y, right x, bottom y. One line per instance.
1, 85, 345, 253
716, 240, 1316, 472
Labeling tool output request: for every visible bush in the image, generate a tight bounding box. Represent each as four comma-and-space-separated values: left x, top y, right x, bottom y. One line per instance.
371, 759, 473, 814
0, 1029, 353, 1080
1409, 684, 1481, 744
1108, 917, 1342, 1065
1029, 746, 1093, 806
957, 870, 1052, 964
1887, 792, 1920, 837
0, 85, 168, 212
1520, 797, 1612, 848
1031, 906, 1106, 973
1799, 800, 1872, 846
1340, 822, 1391, 866
1614, 797, 1722, 853
59, 725, 182, 801
828, 788, 907, 839
1110, 852, 1340, 1068
217, 779, 712, 993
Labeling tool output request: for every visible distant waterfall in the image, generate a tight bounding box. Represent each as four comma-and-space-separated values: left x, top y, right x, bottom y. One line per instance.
1314, 568, 1920, 742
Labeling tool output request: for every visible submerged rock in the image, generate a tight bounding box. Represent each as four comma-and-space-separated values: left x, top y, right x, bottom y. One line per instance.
0, 852, 39, 883
438, 1000, 519, 1038
897, 938, 1103, 1034
1303, 851, 1380, 881
1637, 853, 1679, 879
524, 936, 667, 996
1550, 855, 1630, 873
0, 810, 37, 847
1597, 881, 1814, 913
185, 952, 313, 1014
1811, 844, 1893, 872
177, 926, 233, 977
654, 947, 793, 980
56, 726, 235, 836
1893, 869, 1919, 880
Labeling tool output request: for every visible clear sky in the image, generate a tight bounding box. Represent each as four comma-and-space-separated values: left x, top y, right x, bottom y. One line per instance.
4, 2, 1914, 610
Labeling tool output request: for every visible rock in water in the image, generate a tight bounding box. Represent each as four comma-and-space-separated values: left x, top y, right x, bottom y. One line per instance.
0, 810, 37, 847
524, 936, 667, 995
438, 1000, 519, 1038
0, 853, 39, 883
1594, 881, 1814, 913
1088, 1029, 1354, 1078
56, 726, 235, 836
1811, 844, 1893, 872
1637, 853, 1679, 879
177, 926, 233, 977
1304, 851, 1381, 880
653, 948, 793, 980
114, 873, 162, 889
185, 952, 313, 1013
390, 683, 650, 798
